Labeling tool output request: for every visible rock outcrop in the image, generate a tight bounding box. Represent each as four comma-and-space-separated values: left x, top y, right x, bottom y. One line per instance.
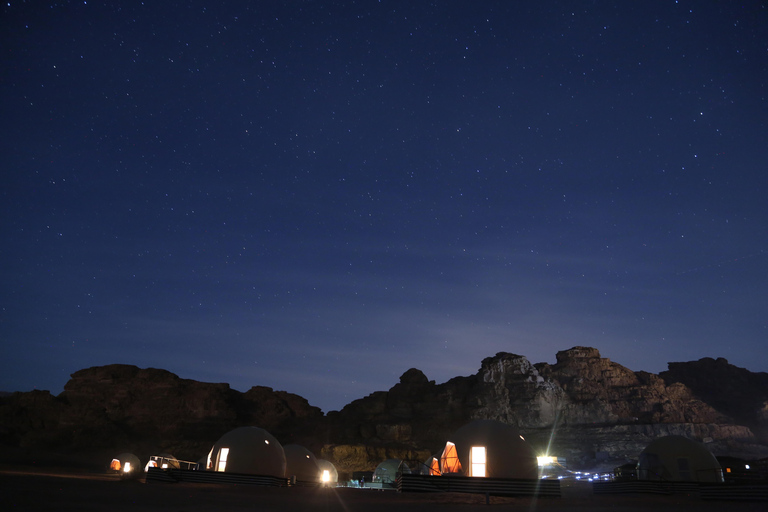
661, 357, 768, 441
0, 364, 323, 462
2, 348, 767, 474
323, 348, 762, 470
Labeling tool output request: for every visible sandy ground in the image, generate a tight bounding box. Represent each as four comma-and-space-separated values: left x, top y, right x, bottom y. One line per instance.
1, 469, 765, 512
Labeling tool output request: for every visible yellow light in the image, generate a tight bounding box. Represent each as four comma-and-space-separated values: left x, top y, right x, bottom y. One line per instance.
321, 469, 330, 483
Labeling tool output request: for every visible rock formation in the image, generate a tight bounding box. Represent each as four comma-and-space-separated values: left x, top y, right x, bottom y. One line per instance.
1, 348, 767, 475
0, 364, 322, 463
660, 357, 768, 441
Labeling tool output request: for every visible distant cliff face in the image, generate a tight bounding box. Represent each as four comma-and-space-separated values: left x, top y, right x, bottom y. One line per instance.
1, 348, 766, 473
660, 357, 768, 441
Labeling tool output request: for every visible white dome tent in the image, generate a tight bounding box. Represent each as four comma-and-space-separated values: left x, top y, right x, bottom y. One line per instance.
283, 444, 321, 483
206, 426, 286, 478
316, 459, 339, 485
637, 435, 723, 483
441, 419, 538, 480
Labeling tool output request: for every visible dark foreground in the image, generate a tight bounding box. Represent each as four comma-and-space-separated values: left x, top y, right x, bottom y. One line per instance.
1, 469, 765, 512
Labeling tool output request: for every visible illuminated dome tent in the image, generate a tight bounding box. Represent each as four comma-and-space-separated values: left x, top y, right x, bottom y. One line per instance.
638, 435, 723, 483
373, 459, 411, 484
441, 419, 538, 479
207, 426, 286, 478
423, 455, 440, 475
283, 444, 321, 483
316, 459, 339, 484
110, 453, 141, 479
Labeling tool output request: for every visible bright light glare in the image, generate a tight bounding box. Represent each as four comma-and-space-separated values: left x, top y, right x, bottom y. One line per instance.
537, 456, 555, 466
123, 462, 132, 472
321, 469, 330, 482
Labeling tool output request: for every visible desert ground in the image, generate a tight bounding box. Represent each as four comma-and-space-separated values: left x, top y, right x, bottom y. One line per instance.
2, 467, 765, 512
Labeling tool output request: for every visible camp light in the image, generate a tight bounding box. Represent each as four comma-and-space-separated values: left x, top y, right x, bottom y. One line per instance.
321, 469, 330, 483
537, 456, 555, 466
123, 462, 132, 473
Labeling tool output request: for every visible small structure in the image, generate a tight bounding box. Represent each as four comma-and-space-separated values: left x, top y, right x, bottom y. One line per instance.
637, 435, 723, 483
317, 459, 339, 485
283, 444, 321, 484
206, 426, 286, 478
423, 455, 440, 476
109, 453, 141, 480
441, 419, 539, 479
373, 459, 411, 487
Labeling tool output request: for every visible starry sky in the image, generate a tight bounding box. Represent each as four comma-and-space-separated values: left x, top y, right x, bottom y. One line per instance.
1, 1, 766, 412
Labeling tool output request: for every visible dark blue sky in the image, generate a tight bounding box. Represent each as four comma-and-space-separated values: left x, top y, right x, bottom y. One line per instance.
2, 1, 766, 412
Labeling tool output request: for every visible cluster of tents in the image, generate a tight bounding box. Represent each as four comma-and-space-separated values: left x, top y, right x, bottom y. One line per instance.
110, 419, 727, 486
110, 426, 338, 484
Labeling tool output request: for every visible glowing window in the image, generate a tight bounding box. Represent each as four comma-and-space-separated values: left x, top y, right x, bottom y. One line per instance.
322, 469, 330, 482
110, 459, 121, 471
217, 447, 230, 472
470, 446, 486, 477
123, 461, 132, 473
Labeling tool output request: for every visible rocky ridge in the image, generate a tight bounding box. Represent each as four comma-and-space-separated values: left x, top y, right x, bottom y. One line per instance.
1, 347, 766, 474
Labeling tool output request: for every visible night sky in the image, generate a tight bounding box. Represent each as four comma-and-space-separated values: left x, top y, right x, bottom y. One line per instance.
2, 1, 766, 413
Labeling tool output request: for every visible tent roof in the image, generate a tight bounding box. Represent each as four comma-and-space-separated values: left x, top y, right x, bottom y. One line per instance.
283, 444, 321, 482
209, 426, 286, 478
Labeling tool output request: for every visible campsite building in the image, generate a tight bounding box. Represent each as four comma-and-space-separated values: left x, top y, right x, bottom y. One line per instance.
637, 435, 724, 483
373, 459, 411, 486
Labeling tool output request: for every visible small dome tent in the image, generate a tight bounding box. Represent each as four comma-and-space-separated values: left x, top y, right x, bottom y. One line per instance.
373, 459, 411, 484
283, 444, 321, 483
317, 459, 339, 484
443, 419, 538, 479
110, 453, 141, 479
638, 435, 723, 483
207, 426, 286, 478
